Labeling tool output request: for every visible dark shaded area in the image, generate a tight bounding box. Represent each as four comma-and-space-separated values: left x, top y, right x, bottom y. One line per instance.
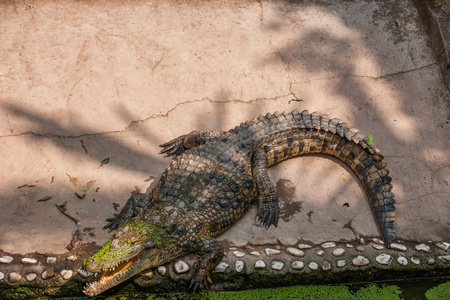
276, 178, 303, 222
411, 0, 450, 90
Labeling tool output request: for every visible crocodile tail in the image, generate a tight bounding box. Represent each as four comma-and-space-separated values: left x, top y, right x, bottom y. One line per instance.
251, 109, 396, 246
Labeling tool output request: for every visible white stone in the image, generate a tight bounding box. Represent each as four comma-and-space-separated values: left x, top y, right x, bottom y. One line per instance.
46, 257, 57, 264
436, 242, 450, 251
60, 270, 73, 280
265, 248, 281, 255
322, 261, 331, 271
235, 260, 244, 272
233, 251, 245, 258
427, 257, 436, 265
390, 243, 407, 251
157, 266, 167, 276
356, 246, 365, 252
308, 262, 319, 270
373, 244, 384, 250
0, 272, 4, 280
352, 255, 370, 266
415, 244, 431, 252
376, 254, 392, 265
359, 238, 366, 245
397, 256, 408, 266
0, 256, 13, 264
229, 247, 238, 251
337, 260, 346, 267
438, 255, 450, 263
410, 257, 421, 265
291, 261, 304, 270
271, 261, 285, 271
372, 238, 384, 245
214, 262, 229, 273
21, 258, 37, 264
67, 255, 77, 261
321, 242, 336, 248
250, 251, 261, 256
315, 250, 325, 256
26, 273, 37, 281
297, 243, 312, 249
345, 244, 354, 248
9, 272, 22, 282
286, 247, 305, 257
174, 260, 190, 274
255, 260, 266, 269
42, 270, 56, 279
332, 248, 345, 256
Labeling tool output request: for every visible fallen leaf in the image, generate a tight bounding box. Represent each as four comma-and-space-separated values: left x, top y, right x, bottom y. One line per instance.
112, 202, 121, 211
37, 196, 53, 202
75, 193, 86, 199
366, 134, 374, 145
100, 157, 110, 167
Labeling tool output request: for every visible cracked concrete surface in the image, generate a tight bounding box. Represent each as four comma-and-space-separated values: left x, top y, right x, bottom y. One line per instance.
0, 0, 449, 256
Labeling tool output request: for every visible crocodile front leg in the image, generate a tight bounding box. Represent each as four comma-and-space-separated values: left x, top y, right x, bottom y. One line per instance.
189, 236, 224, 292
252, 149, 280, 229
103, 193, 153, 231
159, 130, 226, 157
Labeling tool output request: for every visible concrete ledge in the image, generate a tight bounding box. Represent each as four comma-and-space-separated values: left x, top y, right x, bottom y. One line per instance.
412, 0, 450, 90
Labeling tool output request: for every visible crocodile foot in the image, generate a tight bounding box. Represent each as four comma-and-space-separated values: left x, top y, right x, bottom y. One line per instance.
255, 202, 279, 229
189, 269, 213, 292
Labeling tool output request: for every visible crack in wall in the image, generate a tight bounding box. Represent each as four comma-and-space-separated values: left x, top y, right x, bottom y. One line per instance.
0, 62, 440, 140
291, 63, 437, 85
0, 93, 295, 140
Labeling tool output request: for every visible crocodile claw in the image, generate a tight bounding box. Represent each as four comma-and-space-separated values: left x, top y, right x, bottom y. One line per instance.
189, 271, 212, 292
159, 136, 187, 157
103, 214, 125, 232
256, 202, 279, 229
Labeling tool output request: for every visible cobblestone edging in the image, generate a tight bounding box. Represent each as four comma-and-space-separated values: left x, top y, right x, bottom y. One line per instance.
0, 239, 449, 298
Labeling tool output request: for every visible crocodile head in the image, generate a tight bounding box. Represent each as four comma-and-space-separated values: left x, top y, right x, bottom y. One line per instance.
83, 214, 179, 296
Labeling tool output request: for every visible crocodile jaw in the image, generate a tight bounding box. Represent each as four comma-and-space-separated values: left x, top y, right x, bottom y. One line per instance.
83, 254, 158, 296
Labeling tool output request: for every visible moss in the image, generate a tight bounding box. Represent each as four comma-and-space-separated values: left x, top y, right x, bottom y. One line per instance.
353, 284, 403, 300
135, 284, 403, 300
425, 281, 450, 300
16, 287, 34, 296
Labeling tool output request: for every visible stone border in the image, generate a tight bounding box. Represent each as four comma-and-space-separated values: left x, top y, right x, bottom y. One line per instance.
0, 239, 449, 299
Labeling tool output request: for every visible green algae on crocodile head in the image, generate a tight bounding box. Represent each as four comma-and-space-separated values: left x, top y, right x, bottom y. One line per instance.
83, 212, 182, 297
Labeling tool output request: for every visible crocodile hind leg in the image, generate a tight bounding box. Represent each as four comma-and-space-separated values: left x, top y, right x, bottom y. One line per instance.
159, 130, 226, 157
103, 193, 153, 232
251, 149, 280, 228
189, 236, 224, 292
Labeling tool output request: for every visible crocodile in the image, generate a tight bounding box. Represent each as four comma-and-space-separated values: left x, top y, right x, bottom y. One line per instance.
83, 109, 396, 296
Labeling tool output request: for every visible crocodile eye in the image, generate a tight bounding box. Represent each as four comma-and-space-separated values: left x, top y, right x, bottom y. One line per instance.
86, 257, 95, 264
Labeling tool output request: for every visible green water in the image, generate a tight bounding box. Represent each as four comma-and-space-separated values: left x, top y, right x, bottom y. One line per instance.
62, 278, 450, 300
